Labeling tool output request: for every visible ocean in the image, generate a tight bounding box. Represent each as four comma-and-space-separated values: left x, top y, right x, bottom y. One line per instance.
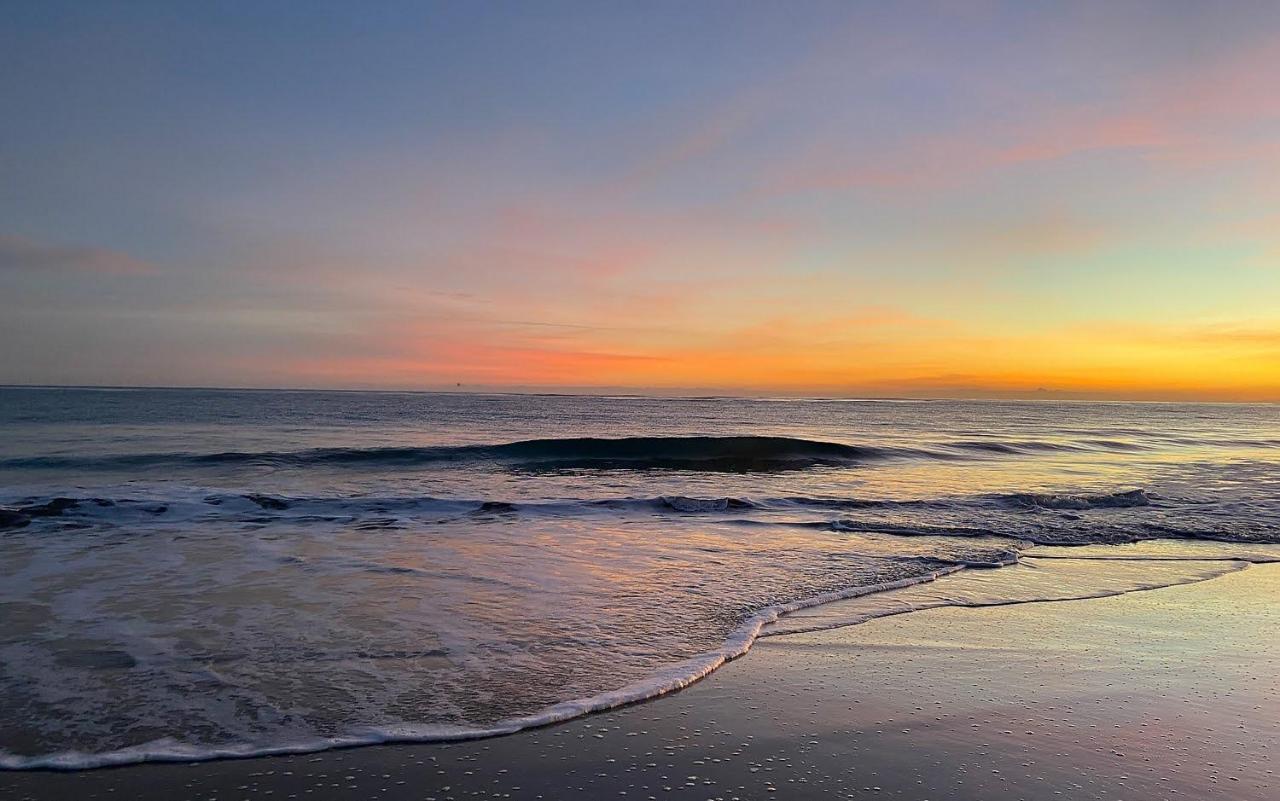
1, 387, 1277, 769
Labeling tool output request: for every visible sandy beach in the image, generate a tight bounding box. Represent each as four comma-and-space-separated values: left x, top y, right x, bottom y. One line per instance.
4, 561, 1275, 801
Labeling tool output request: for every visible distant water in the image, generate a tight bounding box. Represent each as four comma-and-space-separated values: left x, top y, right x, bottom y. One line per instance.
2, 387, 1278, 769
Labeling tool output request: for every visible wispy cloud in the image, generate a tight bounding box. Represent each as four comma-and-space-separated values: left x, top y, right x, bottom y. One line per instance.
0, 234, 159, 276
758, 36, 1280, 197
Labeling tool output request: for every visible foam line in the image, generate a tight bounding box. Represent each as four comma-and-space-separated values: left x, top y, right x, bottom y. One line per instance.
0, 565, 965, 771
758, 553, 1261, 639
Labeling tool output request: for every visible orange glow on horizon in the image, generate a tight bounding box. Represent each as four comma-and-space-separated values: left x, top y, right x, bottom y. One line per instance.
252, 315, 1280, 401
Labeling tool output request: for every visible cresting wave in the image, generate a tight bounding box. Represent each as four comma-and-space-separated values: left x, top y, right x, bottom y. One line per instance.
8, 487, 1279, 547
5, 430, 1270, 474
0, 487, 1176, 527
1002, 489, 1150, 510
0, 436, 894, 472
7, 548, 1275, 771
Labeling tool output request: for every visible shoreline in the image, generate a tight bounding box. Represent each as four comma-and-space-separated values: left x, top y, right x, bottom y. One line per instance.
0, 564, 974, 771
3, 557, 1277, 799
6, 539, 1263, 772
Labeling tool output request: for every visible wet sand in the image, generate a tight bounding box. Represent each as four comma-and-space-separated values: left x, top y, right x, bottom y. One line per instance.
4, 563, 1277, 801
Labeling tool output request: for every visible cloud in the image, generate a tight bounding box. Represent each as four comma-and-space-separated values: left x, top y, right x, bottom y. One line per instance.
0, 234, 158, 276
1080, 320, 1280, 351
758, 37, 1280, 197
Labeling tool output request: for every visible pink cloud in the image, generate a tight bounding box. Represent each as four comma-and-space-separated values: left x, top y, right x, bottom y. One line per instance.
759, 36, 1280, 196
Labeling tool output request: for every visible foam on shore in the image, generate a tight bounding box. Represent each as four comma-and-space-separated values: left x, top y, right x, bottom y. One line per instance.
9, 541, 1278, 771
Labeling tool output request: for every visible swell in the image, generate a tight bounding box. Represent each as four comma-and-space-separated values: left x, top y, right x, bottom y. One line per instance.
2, 432, 1243, 474
0, 436, 901, 473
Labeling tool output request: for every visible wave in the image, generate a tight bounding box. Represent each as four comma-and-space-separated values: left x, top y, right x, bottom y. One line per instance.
0, 492, 771, 529
946, 440, 1075, 454
7, 487, 1279, 548
942, 438, 1155, 455
6, 548, 1273, 771
0, 488, 1147, 527
999, 489, 1151, 510
486, 436, 901, 469
1157, 436, 1280, 449
0, 436, 910, 473
0, 565, 965, 770
830, 520, 1002, 538
758, 551, 1256, 638
0, 433, 1186, 475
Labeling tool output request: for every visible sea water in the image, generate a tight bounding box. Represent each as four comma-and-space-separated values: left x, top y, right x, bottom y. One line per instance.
1, 387, 1277, 768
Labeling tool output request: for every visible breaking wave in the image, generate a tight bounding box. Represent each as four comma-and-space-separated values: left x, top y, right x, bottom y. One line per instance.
6, 546, 1276, 771
999, 489, 1151, 510
6, 486, 1279, 548
1, 436, 904, 472
4, 431, 1257, 474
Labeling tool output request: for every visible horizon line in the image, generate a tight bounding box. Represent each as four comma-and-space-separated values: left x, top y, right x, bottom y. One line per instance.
1, 382, 1275, 405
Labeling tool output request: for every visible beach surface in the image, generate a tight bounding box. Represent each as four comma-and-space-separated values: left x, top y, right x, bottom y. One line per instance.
4, 561, 1276, 801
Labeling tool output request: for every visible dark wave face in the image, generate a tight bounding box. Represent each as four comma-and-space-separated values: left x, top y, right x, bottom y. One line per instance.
0, 435, 903, 472
1, 387, 1278, 769
5, 429, 1275, 474
489, 435, 893, 469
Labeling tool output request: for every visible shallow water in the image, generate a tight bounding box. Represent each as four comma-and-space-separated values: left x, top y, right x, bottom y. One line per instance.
1, 388, 1277, 768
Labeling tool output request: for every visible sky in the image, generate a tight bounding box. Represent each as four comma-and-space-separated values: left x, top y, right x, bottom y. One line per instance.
2, 1, 1278, 400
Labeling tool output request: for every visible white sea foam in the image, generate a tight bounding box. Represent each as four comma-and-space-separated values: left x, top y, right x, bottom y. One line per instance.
0, 566, 964, 770
10, 541, 1278, 771
759, 544, 1271, 638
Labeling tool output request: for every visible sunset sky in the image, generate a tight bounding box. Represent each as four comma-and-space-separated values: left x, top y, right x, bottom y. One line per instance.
2, 1, 1278, 399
